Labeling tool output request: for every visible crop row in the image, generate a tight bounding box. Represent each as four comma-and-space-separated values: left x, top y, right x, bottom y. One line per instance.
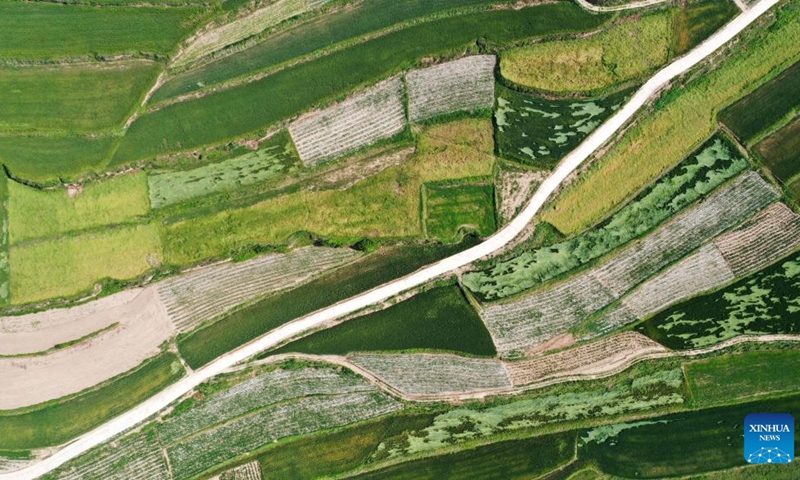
52, 432, 170, 480
167, 391, 402, 479
504, 332, 666, 386
174, 0, 331, 67
212, 460, 262, 480
406, 55, 496, 122
481, 171, 778, 354
157, 246, 361, 333
158, 365, 375, 445
288, 77, 407, 166
350, 353, 511, 396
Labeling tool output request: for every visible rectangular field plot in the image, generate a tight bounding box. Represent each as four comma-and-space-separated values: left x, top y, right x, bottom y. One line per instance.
424, 181, 496, 242
9, 224, 162, 304
464, 135, 748, 301
9, 173, 149, 244
289, 78, 406, 166
406, 55, 495, 123
0, 3, 203, 59
148, 131, 300, 208
350, 354, 511, 396
274, 285, 496, 357
753, 114, 800, 184
719, 60, 800, 143
0, 135, 113, 184
686, 350, 800, 407
495, 84, 630, 169
0, 61, 159, 134
158, 247, 361, 333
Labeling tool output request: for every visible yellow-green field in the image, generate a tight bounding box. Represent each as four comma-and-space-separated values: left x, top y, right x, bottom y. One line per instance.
500, 12, 672, 93
10, 224, 162, 304
9, 173, 150, 244
162, 119, 495, 265
542, 4, 800, 235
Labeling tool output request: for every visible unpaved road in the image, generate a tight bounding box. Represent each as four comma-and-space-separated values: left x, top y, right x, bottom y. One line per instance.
0, 0, 782, 477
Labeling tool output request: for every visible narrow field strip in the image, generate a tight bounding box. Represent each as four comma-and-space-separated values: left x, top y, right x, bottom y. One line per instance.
157, 247, 362, 333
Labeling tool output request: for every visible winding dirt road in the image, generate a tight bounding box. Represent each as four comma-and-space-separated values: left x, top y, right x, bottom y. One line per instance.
0, 0, 783, 477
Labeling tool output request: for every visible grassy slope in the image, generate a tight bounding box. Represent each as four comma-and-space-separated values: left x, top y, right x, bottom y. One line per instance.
0, 3, 204, 58
0, 61, 161, 134
8, 173, 150, 244
500, 11, 672, 93
685, 349, 800, 406
274, 285, 497, 357
0, 353, 184, 450
113, 3, 608, 164
542, 2, 800, 235
161, 119, 495, 265
9, 224, 162, 304
178, 240, 478, 368
0, 135, 115, 184
154, 0, 520, 102
425, 182, 496, 242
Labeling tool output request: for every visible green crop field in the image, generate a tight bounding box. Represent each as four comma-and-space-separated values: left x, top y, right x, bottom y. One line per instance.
580, 394, 800, 478
672, 0, 739, 55
114, 3, 608, 164
754, 114, 800, 185
0, 172, 8, 306
424, 181, 496, 241
178, 239, 478, 368
353, 431, 575, 480
542, 2, 800, 236
8, 173, 150, 244
0, 353, 184, 450
719, 60, 800, 143
495, 85, 631, 169
148, 130, 301, 208
0, 61, 160, 134
0, 135, 115, 184
0, 2, 204, 59
501, 11, 672, 94
637, 250, 800, 349
464, 135, 747, 301
153, 0, 562, 102
274, 285, 497, 357
685, 349, 800, 407
161, 119, 495, 265
9, 224, 162, 304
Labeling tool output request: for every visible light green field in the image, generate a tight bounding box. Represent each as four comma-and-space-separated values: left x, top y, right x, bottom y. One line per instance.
0, 2, 205, 59
424, 182, 496, 241
0, 173, 8, 306
162, 119, 495, 265
0, 135, 114, 184
501, 12, 672, 93
543, 3, 800, 235
685, 349, 800, 407
9, 174, 150, 244
10, 224, 162, 304
0, 61, 160, 134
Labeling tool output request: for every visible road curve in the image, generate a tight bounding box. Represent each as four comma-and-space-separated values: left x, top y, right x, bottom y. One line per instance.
576, 0, 670, 13
1, 0, 782, 478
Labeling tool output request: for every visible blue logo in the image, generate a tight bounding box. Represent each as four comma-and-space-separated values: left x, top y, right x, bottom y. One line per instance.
744, 413, 794, 464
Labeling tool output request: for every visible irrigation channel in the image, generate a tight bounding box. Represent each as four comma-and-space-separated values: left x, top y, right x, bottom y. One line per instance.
0, 0, 782, 477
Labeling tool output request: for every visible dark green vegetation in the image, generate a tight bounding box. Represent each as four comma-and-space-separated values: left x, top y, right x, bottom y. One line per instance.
352, 431, 575, 480
494, 85, 630, 169
273, 285, 497, 357
0, 135, 115, 183
257, 414, 436, 479
0, 172, 8, 306
580, 394, 800, 478
154, 0, 548, 102
719, 60, 800, 143
754, 114, 800, 187
424, 181, 496, 241
685, 349, 800, 406
463, 134, 748, 301
672, 0, 740, 55
0, 62, 161, 134
0, 2, 204, 59
637, 250, 800, 349
114, 3, 609, 164
178, 240, 479, 368
0, 353, 183, 450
